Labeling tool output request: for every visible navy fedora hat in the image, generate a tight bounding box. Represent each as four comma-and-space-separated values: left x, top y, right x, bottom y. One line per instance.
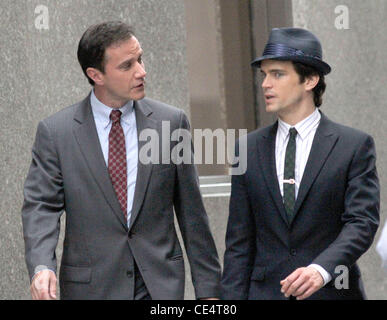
251, 27, 331, 75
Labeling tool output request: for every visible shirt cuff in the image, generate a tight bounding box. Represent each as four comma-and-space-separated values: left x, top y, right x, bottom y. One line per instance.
308, 264, 332, 286
31, 265, 56, 282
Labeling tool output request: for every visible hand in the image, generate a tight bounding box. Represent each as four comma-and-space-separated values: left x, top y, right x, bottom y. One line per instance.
31, 270, 57, 300
280, 266, 324, 300
200, 297, 220, 300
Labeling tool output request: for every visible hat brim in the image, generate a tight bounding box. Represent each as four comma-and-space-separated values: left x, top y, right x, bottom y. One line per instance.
251, 55, 331, 75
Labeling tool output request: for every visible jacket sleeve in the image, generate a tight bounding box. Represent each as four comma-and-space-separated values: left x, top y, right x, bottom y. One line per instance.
221, 140, 256, 300
21, 120, 64, 281
172, 110, 221, 299
312, 134, 380, 280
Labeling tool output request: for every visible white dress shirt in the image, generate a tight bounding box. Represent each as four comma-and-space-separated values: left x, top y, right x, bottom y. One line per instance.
275, 108, 332, 285
90, 90, 138, 227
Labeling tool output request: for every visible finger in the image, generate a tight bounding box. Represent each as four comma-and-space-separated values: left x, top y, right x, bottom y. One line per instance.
49, 275, 57, 299
292, 281, 310, 297
280, 277, 293, 293
296, 286, 317, 300
283, 268, 303, 284
283, 275, 306, 297
31, 275, 40, 300
281, 268, 303, 293
39, 287, 50, 300
30, 285, 38, 300
34, 275, 50, 300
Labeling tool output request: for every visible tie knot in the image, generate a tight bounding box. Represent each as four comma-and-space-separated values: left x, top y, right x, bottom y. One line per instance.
289, 127, 297, 139
110, 110, 122, 124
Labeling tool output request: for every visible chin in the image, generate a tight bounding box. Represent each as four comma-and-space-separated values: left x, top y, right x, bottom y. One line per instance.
132, 91, 146, 101
265, 104, 277, 113
135, 94, 145, 101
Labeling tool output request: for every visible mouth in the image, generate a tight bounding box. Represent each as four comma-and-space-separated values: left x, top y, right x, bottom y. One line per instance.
134, 82, 145, 89
264, 94, 276, 103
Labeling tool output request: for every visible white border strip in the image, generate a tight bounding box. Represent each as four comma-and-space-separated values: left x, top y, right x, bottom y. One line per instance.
202, 193, 231, 198
200, 183, 231, 188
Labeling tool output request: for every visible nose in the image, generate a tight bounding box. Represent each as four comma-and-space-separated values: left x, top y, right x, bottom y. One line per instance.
261, 74, 272, 89
135, 62, 146, 79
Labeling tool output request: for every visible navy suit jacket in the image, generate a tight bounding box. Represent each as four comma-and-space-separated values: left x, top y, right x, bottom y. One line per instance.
221, 112, 379, 300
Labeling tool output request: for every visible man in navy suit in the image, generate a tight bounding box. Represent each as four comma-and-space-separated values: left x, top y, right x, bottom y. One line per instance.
221, 28, 380, 300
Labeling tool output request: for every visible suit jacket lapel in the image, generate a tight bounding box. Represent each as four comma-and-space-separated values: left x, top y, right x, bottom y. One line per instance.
73, 94, 128, 229
128, 99, 157, 231
292, 112, 339, 222
257, 122, 290, 227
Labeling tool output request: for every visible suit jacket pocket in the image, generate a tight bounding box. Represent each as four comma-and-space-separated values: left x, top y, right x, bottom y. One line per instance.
250, 266, 266, 281
60, 265, 92, 283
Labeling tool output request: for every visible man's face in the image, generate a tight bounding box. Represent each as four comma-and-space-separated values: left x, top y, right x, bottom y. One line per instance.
97, 36, 146, 103
260, 60, 308, 117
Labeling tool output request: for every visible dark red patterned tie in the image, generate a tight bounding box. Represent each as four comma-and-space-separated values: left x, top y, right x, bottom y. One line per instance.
108, 110, 127, 220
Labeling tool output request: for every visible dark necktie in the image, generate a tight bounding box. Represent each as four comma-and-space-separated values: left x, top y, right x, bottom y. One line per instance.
108, 110, 127, 220
283, 127, 297, 223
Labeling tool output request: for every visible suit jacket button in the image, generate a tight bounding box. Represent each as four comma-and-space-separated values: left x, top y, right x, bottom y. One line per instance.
128, 231, 135, 239
290, 249, 297, 256
126, 270, 133, 278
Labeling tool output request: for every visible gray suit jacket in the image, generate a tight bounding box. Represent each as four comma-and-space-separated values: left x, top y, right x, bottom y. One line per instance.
22, 94, 221, 299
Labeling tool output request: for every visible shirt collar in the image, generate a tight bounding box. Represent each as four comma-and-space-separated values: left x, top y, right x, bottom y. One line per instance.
278, 108, 321, 141
90, 90, 134, 129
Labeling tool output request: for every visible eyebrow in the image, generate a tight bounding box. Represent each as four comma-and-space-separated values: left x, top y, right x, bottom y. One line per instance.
117, 50, 143, 69
260, 68, 286, 74
118, 59, 134, 69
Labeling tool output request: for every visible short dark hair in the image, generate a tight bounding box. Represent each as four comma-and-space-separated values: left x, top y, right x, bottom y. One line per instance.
292, 62, 326, 107
77, 21, 135, 85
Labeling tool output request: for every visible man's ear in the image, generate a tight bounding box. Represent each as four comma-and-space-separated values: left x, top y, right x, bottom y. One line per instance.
304, 74, 320, 92
86, 67, 104, 86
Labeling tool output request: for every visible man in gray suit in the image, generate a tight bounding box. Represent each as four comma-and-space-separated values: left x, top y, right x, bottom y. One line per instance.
22, 21, 221, 300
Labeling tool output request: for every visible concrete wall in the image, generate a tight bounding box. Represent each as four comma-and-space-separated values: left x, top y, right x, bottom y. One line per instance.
292, 0, 387, 299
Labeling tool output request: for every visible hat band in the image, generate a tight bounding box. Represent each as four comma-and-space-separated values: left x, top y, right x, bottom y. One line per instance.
262, 43, 322, 60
